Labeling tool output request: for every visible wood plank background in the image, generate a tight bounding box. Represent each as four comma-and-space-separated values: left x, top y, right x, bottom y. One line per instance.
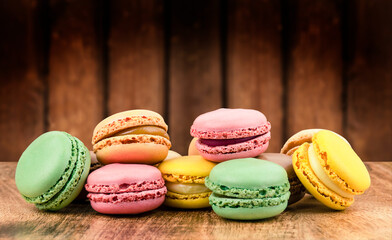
0, 0, 391, 162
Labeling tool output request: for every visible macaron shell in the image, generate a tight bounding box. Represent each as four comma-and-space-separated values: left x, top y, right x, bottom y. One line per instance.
158, 155, 217, 179
92, 109, 168, 144
87, 163, 164, 185
208, 158, 288, 189
191, 108, 268, 134
45, 147, 90, 210
164, 192, 211, 209
292, 143, 353, 210
96, 142, 169, 165
198, 137, 270, 162
211, 203, 288, 221
313, 130, 370, 194
15, 131, 73, 199
90, 196, 165, 214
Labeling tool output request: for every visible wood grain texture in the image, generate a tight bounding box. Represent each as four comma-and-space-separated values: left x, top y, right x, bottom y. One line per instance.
169, 0, 222, 155
285, 0, 344, 138
48, 0, 104, 149
346, 0, 392, 161
0, 0, 46, 161
108, 0, 165, 114
227, 0, 283, 153
1, 162, 391, 239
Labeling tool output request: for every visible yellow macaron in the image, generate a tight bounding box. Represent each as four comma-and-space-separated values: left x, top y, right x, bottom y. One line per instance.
292, 130, 371, 210
158, 155, 217, 209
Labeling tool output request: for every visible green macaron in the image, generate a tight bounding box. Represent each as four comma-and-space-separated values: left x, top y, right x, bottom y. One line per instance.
15, 131, 91, 211
205, 158, 290, 220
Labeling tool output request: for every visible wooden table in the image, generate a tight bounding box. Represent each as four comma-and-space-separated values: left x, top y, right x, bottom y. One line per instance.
0, 162, 391, 240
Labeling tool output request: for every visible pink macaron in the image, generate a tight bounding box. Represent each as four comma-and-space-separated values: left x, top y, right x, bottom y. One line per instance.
190, 108, 271, 162
85, 164, 167, 214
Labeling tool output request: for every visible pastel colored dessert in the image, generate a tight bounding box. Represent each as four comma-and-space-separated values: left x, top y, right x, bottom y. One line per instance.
257, 153, 305, 205
85, 164, 167, 214
155, 150, 182, 167
15, 131, 91, 211
205, 158, 290, 220
188, 137, 200, 156
281, 129, 349, 156
92, 110, 171, 165
292, 130, 371, 210
164, 150, 182, 161
158, 155, 217, 208
190, 108, 271, 162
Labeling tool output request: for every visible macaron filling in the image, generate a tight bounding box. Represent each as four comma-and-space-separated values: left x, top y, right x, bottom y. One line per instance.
196, 132, 271, 155
308, 144, 354, 199
88, 188, 167, 204
200, 135, 260, 147
108, 125, 169, 140
209, 192, 290, 208
166, 182, 210, 194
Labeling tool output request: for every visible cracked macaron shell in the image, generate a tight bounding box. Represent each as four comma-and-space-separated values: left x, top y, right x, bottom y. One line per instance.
312, 130, 370, 194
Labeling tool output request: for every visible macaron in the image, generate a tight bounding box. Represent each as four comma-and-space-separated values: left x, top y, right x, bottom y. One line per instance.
85, 164, 167, 214
281, 129, 349, 156
158, 155, 217, 209
190, 108, 271, 162
281, 129, 323, 155
92, 109, 171, 165
292, 130, 371, 210
188, 137, 200, 156
257, 153, 305, 205
15, 131, 91, 211
205, 158, 290, 220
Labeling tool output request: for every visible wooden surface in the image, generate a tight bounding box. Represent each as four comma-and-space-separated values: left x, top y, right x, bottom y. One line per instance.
169, 0, 222, 154
48, 0, 104, 146
0, 0, 392, 161
285, 0, 344, 137
108, 0, 165, 115
0, 0, 46, 163
227, 0, 284, 152
0, 162, 391, 240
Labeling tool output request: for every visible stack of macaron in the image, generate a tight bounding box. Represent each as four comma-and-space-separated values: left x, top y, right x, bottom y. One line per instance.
85, 109, 174, 214
14, 107, 371, 221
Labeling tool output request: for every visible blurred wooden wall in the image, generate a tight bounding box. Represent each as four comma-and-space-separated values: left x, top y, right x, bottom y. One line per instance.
0, 0, 391, 161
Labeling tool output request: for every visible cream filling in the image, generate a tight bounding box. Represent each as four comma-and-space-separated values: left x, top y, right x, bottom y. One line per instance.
165, 182, 210, 194
308, 144, 354, 199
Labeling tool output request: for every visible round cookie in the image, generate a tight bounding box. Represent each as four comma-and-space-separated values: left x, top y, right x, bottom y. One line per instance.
158, 155, 217, 209
205, 158, 290, 220
85, 164, 167, 214
15, 131, 91, 211
191, 108, 271, 162
292, 130, 370, 210
92, 109, 171, 165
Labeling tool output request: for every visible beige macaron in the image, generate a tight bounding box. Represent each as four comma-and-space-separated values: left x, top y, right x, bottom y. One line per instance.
281, 129, 349, 156
92, 109, 171, 165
